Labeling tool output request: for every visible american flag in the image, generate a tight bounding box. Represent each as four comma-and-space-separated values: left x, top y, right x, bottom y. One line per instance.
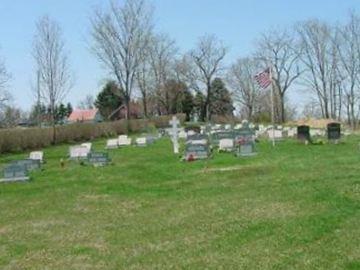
255, 68, 272, 89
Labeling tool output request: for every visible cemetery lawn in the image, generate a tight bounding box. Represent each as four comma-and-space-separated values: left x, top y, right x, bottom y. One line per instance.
0, 137, 359, 270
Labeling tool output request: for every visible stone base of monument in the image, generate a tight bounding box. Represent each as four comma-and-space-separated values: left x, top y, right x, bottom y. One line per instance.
0, 176, 30, 183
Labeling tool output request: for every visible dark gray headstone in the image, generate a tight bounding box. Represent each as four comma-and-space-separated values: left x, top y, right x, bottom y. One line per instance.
327, 123, 341, 141
297, 125, 310, 142
184, 144, 210, 161
87, 152, 110, 166
235, 122, 256, 157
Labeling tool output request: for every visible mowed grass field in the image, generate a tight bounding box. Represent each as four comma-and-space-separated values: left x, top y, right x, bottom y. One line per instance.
0, 136, 359, 269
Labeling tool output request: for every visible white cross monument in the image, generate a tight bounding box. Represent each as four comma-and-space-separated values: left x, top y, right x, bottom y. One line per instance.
169, 116, 180, 154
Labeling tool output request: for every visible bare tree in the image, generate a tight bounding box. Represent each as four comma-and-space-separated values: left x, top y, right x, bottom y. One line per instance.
227, 57, 263, 120
149, 34, 178, 115
90, 0, 153, 120
255, 29, 302, 123
190, 34, 227, 121
0, 53, 11, 106
297, 20, 341, 120
33, 15, 72, 143
336, 12, 360, 128
78, 94, 95, 109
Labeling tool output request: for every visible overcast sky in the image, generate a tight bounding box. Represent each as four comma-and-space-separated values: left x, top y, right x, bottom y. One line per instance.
0, 0, 359, 111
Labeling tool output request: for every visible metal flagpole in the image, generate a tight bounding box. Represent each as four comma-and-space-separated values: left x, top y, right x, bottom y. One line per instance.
269, 65, 275, 147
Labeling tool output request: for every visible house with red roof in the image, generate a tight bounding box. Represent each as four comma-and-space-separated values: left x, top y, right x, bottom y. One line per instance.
67, 109, 103, 124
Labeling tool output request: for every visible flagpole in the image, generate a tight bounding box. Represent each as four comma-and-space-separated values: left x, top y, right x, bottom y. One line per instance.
269, 65, 275, 147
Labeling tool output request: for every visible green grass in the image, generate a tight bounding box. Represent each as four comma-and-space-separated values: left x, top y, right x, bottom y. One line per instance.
0, 136, 359, 269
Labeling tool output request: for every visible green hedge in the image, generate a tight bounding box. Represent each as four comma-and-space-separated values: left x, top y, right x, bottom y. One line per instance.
0, 114, 186, 154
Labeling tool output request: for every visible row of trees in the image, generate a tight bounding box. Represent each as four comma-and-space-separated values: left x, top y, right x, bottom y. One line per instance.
1, 0, 360, 129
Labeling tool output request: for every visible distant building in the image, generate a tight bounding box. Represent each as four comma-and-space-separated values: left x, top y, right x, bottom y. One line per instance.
68, 109, 103, 123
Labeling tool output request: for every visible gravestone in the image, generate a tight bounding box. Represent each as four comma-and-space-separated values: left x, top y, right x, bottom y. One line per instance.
178, 130, 187, 139
219, 138, 235, 152
169, 116, 180, 154
186, 134, 208, 145
106, 139, 118, 149
13, 159, 41, 171
87, 152, 110, 167
136, 137, 147, 147
297, 125, 311, 142
267, 129, 283, 141
211, 131, 234, 147
1, 163, 29, 183
69, 145, 90, 159
118, 135, 132, 146
327, 123, 341, 142
29, 151, 44, 163
184, 144, 210, 161
81, 143, 92, 152
235, 122, 256, 157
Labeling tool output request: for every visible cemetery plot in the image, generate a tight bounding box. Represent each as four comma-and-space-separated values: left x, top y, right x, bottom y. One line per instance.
69, 145, 91, 159
183, 143, 210, 161
87, 152, 110, 167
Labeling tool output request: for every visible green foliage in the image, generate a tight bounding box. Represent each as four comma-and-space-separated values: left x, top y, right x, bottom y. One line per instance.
95, 81, 123, 119
0, 114, 186, 154
210, 77, 234, 117
194, 91, 206, 121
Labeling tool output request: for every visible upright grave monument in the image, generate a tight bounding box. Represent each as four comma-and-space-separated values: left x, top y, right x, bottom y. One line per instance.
235, 121, 256, 157
327, 122, 341, 143
169, 116, 180, 154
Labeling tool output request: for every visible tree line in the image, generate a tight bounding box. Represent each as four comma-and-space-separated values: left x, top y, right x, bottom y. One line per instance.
1, 1, 360, 128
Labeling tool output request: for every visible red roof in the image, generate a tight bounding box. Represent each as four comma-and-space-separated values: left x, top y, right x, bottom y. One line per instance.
68, 109, 98, 122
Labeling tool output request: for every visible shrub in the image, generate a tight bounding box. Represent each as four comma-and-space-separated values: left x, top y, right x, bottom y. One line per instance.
0, 115, 185, 154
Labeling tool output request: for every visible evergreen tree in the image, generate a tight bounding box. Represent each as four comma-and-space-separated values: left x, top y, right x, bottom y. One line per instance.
66, 102, 73, 116
194, 91, 206, 121
95, 81, 124, 119
181, 89, 194, 121
209, 78, 234, 117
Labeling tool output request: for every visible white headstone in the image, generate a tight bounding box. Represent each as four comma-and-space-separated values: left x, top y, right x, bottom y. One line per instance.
106, 139, 118, 149
81, 143, 92, 151
187, 130, 196, 136
69, 145, 90, 159
136, 137, 147, 146
179, 130, 187, 139
118, 135, 132, 146
169, 116, 180, 154
29, 151, 44, 162
268, 129, 283, 140
219, 139, 234, 152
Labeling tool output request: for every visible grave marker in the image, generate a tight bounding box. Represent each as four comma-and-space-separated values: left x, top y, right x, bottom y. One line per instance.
87, 152, 110, 167
169, 116, 180, 154
327, 123, 341, 142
